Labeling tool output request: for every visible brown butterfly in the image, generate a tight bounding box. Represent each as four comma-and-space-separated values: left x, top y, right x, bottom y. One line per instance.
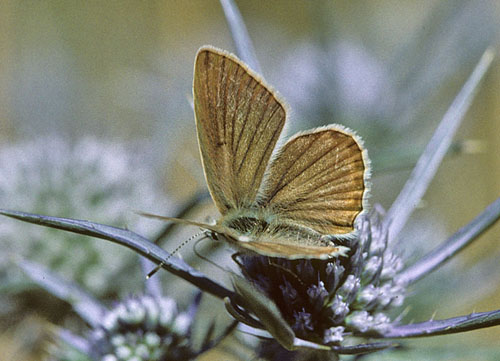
143, 46, 370, 260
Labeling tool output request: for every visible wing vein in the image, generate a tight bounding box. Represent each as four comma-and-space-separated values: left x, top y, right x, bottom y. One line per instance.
234, 80, 259, 169
220, 56, 228, 143
268, 135, 354, 202
276, 168, 363, 210
291, 156, 364, 195
236, 89, 271, 173
265, 134, 323, 202
231, 65, 244, 155
253, 104, 283, 190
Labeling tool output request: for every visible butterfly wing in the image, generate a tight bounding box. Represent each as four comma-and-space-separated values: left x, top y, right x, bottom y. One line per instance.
193, 46, 287, 214
140, 212, 347, 259
261, 125, 370, 236
237, 240, 349, 260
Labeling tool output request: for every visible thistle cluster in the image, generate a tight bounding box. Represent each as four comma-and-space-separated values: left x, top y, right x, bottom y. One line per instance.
236, 208, 405, 347
0, 136, 167, 295
0, 2, 497, 360
88, 295, 197, 361
16, 257, 228, 361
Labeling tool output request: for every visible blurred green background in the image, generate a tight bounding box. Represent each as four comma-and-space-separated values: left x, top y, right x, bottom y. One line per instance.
0, 0, 499, 360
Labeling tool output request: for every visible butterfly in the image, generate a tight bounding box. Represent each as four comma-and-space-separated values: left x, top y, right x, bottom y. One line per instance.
143, 45, 370, 260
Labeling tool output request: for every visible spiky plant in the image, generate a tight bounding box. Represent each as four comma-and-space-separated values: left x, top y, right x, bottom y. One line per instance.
17, 258, 234, 361
1, 1, 498, 360
1, 40, 497, 361
233, 208, 403, 354
0, 137, 169, 298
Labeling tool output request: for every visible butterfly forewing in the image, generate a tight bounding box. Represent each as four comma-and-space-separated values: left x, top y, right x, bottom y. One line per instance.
193, 47, 286, 214
262, 126, 368, 235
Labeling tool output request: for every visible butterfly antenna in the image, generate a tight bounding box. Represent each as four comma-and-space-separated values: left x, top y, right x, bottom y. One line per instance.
193, 235, 227, 272
146, 231, 203, 279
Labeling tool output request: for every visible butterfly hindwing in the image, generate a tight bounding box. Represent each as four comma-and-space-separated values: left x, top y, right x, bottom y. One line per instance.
193, 46, 286, 214
237, 240, 349, 260
261, 125, 369, 236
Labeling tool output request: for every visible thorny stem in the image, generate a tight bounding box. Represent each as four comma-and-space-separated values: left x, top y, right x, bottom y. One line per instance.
396, 196, 500, 285
384, 48, 495, 244
219, 0, 262, 73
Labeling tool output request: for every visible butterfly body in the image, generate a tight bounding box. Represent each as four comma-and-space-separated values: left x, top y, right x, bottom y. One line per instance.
144, 46, 370, 260
205, 205, 347, 259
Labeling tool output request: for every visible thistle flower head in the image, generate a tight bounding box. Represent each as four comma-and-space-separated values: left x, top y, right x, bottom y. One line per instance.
0, 136, 168, 295
88, 294, 197, 361
16, 258, 226, 361
235, 208, 405, 347
0, 2, 496, 359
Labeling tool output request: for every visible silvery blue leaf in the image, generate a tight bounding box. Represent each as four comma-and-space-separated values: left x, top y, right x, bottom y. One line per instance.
0, 208, 234, 300
396, 196, 500, 285
220, 0, 262, 73
19, 259, 106, 327
385, 49, 495, 244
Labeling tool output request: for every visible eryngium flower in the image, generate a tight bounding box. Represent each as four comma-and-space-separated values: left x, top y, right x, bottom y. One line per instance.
0, 136, 168, 295
235, 208, 405, 347
17, 258, 231, 361
89, 295, 196, 361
